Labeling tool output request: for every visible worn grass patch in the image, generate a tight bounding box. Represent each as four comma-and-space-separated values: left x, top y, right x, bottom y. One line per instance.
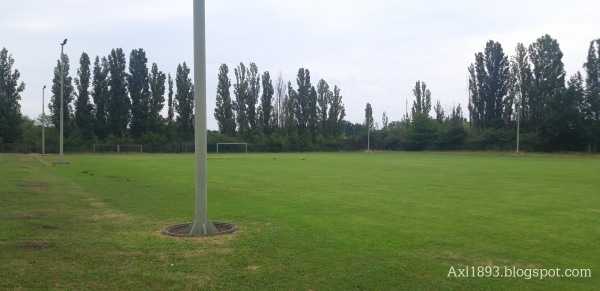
0, 152, 598, 289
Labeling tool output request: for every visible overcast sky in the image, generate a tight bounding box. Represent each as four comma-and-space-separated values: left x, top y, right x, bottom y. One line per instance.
2, 0, 600, 130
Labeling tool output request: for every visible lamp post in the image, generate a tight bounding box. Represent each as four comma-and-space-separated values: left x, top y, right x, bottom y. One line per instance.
42, 85, 46, 155
367, 119, 370, 151
59, 39, 67, 164
516, 95, 520, 155
187, 0, 217, 235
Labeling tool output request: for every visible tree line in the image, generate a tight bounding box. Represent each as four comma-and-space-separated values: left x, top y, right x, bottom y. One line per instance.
213, 63, 346, 148
1, 33, 599, 152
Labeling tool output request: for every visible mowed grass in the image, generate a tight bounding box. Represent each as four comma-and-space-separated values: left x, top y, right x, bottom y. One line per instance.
0, 152, 598, 290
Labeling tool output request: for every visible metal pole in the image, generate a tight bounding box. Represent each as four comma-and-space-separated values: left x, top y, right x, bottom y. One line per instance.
59, 39, 67, 163
367, 121, 370, 151
367, 107, 370, 151
188, 0, 217, 235
516, 101, 520, 155
42, 85, 46, 155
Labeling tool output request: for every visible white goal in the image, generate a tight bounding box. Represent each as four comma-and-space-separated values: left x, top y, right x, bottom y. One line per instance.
216, 143, 247, 154
93, 144, 143, 154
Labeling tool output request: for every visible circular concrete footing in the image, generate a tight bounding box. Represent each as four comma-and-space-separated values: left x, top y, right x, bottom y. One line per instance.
163, 222, 237, 237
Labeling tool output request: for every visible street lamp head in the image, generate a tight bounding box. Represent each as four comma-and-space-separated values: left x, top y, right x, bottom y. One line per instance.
61, 39, 68, 45
43, 85, 46, 89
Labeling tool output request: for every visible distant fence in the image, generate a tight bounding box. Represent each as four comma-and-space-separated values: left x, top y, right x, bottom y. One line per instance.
1, 142, 598, 154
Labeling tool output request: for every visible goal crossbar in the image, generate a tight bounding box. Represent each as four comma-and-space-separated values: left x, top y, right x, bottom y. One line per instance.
93, 144, 143, 154
216, 143, 247, 154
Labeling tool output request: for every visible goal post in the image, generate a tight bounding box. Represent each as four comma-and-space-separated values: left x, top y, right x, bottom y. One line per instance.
216, 143, 247, 154
93, 144, 143, 154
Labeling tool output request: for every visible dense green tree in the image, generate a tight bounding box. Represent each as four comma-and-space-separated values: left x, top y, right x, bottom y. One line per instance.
412, 81, 432, 116
49, 54, 75, 137
316, 79, 331, 136
175, 62, 194, 137
214, 64, 236, 136
540, 72, 584, 150
107, 48, 130, 136
381, 111, 389, 129
583, 39, 600, 143
247, 63, 260, 131
308, 86, 318, 140
0, 47, 26, 143
167, 73, 174, 126
484, 40, 510, 128
467, 40, 510, 130
434, 100, 444, 124
365, 102, 374, 131
509, 43, 533, 128
283, 82, 297, 137
404, 112, 437, 151
92, 56, 110, 140
294, 68, 315, 139
149, 63, 166, 132
468, 52, 486, 130
528, 34, 566, 132
128, 48, 151, 138
74, 52, 95, 139
259, 71, 274, 135
274, 72, 286, 132
583, 39, 600, 122
437, 104, 467, 150
328, 85, 346, 137
234, 62, 249, 135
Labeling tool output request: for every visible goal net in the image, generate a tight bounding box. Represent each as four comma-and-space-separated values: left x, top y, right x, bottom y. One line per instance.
588, 143, 597, 153
93, 144, 143, 154
216, 143, 247, 154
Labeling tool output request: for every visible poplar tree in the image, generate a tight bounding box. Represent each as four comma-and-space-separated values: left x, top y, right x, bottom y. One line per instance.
92, 56, 110, 140
412, 80, 432, 116
583, 39, 600, 121
0, 48, 25, 143
167, 73, 174, 126
328, 85, 346, 137
316, 79, 331, 136
107, 48, 130, 136
234, 62, 249, 135
259, 71, 274, 134
214, 63, 236, 136
74, 52, 95, 139
149, 63, 166, 132
128, 48, 151, 138
175, 62, 194, 137
247, 62, 260, 131
528, 34, 565, 132
49, 54, 75, 136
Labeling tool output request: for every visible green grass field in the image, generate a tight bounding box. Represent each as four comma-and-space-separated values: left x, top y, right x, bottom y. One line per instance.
1, 152, 598, 290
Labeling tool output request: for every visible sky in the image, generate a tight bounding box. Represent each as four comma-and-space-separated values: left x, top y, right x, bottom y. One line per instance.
2, 0, 600, 130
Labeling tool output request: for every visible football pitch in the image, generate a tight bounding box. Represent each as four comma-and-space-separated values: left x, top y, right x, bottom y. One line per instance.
1, 152, 598, 289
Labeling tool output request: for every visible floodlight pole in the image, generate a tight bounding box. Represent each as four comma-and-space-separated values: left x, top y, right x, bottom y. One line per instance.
187, 0, 217, 235
516, 99, 520, 155
42, 85, 46, 155
367, 119, 370, 151
59, 39, 67, 164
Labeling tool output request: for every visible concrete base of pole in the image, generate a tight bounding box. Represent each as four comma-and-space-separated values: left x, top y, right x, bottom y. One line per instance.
187, 220, 219, 235
163, 221, 236, 237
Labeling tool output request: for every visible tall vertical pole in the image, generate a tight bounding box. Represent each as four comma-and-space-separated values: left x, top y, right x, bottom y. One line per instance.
367, 120, 370, 151
58, 39, 67, 164
42, 85, 46, 155
516, 100, 520, 155
60, 44, 64, 163
516, 72, 522, 156
188, 0, 217, 235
